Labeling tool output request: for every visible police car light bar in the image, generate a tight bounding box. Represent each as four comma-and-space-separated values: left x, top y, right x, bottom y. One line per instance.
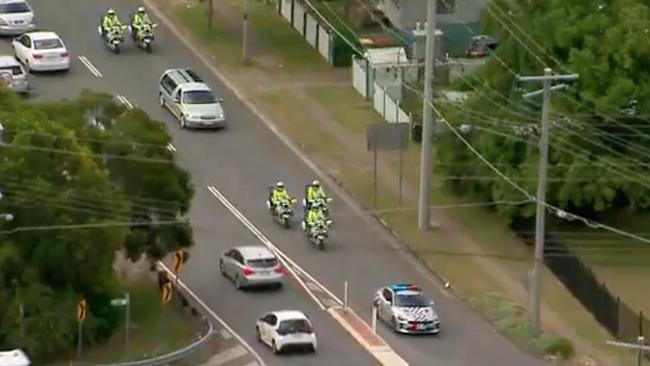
391, 283, 421, 292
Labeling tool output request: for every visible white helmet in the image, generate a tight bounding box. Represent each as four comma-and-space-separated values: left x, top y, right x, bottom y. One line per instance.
137, 6, 145, 13
276, 182, 285, 188
312, 180, 320, 186
107, 9, 116, 15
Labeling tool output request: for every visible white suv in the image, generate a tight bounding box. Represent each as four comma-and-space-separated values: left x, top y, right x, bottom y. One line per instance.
0, 0, 35, 36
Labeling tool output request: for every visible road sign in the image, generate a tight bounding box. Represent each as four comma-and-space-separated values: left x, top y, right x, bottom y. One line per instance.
76, 299, 87, 322
172, 249, 188, 274
110, 297, 129, 307
161, 283, 172, 304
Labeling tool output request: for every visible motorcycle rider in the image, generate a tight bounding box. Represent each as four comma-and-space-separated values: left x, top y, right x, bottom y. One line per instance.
101, 9, 123, 40
304, 208, 327, 234
269, 182, 292, 214
131, 6, 152, 42
305, 180, 328, 209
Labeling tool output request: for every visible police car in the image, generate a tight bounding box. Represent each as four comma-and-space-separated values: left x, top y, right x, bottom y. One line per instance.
372, 283, 440, 334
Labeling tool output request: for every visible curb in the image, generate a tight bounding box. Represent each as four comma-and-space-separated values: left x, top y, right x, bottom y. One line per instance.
327, 307, 409, 366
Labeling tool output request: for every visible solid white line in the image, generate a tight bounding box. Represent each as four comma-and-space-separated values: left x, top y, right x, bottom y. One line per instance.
203, 345, 247, 365
77, 56, 102, 77
241, 362, 260, 366
167, 143, 176, 152
157, 261, 266, 366
206, 185, 326, 310
116, 95, 135, 109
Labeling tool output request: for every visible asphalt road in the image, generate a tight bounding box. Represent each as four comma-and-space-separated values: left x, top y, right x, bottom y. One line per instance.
2, 0, 548, 365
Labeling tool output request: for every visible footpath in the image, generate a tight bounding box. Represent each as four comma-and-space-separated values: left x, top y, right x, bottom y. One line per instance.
148, 1, 625, 365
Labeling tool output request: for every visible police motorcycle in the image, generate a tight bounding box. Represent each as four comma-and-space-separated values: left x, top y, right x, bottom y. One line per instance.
301, 212, 332, 250
98, 24, 127, 54
129, 22, 157, 53
266, 190, 297, 229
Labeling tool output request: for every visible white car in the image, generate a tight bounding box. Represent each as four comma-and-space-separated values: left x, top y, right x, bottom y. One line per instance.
0, 0, 36, 36
11, 31, 70, 72
255, 310, 317, 354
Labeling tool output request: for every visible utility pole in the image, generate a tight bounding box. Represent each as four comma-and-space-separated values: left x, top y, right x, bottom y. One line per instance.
606, 338, 649, 366
517, 68, 579, 335
242, 0, 250, 62
417, 0, 437, 230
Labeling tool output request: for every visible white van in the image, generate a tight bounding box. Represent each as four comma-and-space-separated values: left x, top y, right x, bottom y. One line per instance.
158, 68, 226, 129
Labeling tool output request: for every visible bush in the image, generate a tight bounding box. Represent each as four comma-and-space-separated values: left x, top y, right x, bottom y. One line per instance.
542, 337, 575, 360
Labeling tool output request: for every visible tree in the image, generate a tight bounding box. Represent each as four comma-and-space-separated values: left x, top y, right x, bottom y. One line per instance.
438, 0, 650, 222
0, 88, 194, 360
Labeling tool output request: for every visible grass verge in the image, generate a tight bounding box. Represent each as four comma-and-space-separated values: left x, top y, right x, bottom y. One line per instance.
306, 85, 379, 133
77, 280, 198, 364
470, 292, 574, 361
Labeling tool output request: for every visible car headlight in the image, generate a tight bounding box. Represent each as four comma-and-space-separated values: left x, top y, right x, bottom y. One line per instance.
0, 19, 8, 26
395, 314, 408, 321
184, 114, 197, 120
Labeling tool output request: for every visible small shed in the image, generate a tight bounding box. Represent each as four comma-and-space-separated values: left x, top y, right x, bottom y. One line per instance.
353, 47, 416, 102
0, 349, 31, 366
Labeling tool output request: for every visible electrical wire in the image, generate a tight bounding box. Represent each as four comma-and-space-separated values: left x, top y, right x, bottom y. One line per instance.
1, 143, 174, 164
0, 219, 188, 234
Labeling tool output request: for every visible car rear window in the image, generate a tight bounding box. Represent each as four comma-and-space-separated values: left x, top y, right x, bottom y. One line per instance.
0, 65, 23, 75
0, 2, 30, 13
278, 319, 312, 334
34, 39, 63, 50
247, 257, 278, 268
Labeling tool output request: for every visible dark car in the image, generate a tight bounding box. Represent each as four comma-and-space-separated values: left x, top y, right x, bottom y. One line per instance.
466, 35, 498, 58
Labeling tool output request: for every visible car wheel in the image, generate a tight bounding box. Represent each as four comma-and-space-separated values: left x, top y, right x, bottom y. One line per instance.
390, 316, 399, 332
159, 93, 165, 107
272, 340, 280, 354
255, 326, 261, 342
219, 260, 226, 277
235, 275, 244, 290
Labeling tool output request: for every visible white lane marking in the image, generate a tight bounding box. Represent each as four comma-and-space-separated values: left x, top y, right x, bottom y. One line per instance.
166, 143, 176, 152
77, 56, 102, 77
206, 185, 327, 310
204, 345, 247, 365
157, 261, 266, 366
116, 95, 135, 109
241, 362, 260, 366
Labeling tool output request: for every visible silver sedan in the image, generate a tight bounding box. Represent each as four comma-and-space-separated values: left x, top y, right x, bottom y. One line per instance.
219, 246, 284, 289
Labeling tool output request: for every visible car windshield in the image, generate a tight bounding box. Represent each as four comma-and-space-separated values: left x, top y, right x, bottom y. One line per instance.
182, 90, 216, 104
34, 39, 63, 50
247, 257, 278, 268
0, 2, 30, 13
278, 319, 312, 334
0, 65, 23, 75
394, 294, 431, 307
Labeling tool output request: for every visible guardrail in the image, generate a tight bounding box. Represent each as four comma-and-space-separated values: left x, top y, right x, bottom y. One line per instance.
92, 320, 214, 366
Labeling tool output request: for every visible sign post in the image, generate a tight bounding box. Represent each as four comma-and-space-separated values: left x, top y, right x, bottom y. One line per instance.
76, 299, 87, 359
366, 123, 410, 208
110, 294, 130, 359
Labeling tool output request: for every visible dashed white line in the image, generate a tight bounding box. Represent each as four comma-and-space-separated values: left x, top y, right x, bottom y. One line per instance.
77, 56, 102, 77
116, 95, 135, 109
166, 143, 176, 152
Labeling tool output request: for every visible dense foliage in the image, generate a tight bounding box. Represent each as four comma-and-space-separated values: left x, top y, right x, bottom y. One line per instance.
0, 89, 193, 360
438, 0, 650, 222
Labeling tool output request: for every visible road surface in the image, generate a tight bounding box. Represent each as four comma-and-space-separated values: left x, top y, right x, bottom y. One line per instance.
1, 0, 548, 365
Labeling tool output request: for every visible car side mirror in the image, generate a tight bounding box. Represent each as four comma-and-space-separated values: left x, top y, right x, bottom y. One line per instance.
429, 301, 435, 306
173, 97, 180, 103
218, 97, 224, 103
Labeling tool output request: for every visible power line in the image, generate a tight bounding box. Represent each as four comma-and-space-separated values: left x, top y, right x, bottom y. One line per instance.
1, 143, 174, 164
0, 219, 189, 235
